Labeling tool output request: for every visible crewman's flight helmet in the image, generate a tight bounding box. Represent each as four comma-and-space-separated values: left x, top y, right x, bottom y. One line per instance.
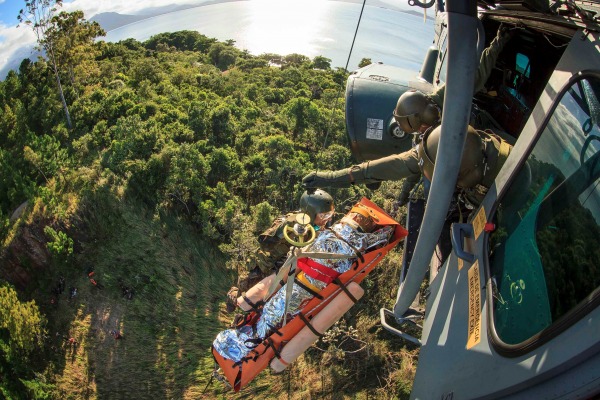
393, 90, 441, 134
300, 189, 335, 224
417, 125, 486, 189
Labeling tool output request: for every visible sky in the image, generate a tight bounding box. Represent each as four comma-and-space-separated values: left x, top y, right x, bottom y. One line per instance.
0, 0, 410, 77
0, 0, 209, 76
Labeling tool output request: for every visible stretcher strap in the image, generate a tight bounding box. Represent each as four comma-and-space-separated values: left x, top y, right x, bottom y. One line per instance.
298, 312, 323, 337
250, 348, 260, 362
242, 293, 264, 312
297, 258, 340, 284
234, 368, 242, 392
333, 277, 359, 304
269, 325, 284, 337
331, 229, 365, 263
202, 361, 217, 393
278, 356, 290, 366
225, 350, 244, 392
264, 337, 286, 363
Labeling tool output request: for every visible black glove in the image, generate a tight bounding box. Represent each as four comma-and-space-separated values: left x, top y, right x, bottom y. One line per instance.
365, 182, 382, 190
302, 169, 353, 188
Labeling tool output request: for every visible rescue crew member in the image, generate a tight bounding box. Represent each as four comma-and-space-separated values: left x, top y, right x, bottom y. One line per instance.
394, 24, 512, 137
303, 125, 512, 265
226, 189, 335, 312
303, 125, 512, 208
389, 24, 512, 205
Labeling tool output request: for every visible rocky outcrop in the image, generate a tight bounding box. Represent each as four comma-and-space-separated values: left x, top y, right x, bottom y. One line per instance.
0, 219, 51, 290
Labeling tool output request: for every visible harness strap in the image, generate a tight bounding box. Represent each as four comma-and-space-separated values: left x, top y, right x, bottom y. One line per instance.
204, 356, 218, 393
298, 312, 323, 337
331, 229, 365, 263
297, 258, 340, 284
333, 277, 359, 304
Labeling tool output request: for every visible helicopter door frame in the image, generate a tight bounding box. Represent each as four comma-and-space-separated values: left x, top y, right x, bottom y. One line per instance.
410, 29, 600, 400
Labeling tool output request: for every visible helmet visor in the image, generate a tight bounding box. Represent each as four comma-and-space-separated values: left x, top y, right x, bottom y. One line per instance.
316, 210, 334, 222
393, 112, 419, 134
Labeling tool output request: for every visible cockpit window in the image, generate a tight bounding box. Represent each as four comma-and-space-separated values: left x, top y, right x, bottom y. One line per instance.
488, 75, 600, 346
515, 53, 530, 79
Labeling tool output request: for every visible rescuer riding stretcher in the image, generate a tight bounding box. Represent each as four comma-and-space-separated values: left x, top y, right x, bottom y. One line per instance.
226, 189, 336, 313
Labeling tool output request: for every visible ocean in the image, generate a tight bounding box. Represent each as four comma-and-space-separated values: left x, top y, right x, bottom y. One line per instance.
104, 0, 435, 72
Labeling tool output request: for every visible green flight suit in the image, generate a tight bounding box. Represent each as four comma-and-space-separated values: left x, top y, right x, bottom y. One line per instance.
303, 129, 512, 208
245, 213, 297, 275
429, 27, 511, 107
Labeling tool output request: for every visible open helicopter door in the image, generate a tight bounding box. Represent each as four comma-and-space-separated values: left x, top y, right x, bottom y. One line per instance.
409, 27, 600, 400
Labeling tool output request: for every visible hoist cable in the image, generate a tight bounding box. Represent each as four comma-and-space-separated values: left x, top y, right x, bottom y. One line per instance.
314, 0, 367, 172
292, 0, 366, 214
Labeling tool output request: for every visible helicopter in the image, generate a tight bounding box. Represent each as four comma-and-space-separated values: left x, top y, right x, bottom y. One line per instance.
344, 0, 600, 398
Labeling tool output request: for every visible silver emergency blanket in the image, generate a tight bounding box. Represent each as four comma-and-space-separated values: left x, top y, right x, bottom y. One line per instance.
213, 222, 393, 362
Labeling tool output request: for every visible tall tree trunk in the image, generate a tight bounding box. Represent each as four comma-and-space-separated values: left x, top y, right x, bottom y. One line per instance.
49, 48, 72, 129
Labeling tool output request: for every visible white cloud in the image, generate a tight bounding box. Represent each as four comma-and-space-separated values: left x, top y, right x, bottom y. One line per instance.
0, 24, 36, 75
0, 0, 200, 78
62, 0, 202, 19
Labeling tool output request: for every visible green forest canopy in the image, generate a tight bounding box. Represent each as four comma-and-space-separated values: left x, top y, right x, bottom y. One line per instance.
0, 26, 365, 242
0, 9, 415, 399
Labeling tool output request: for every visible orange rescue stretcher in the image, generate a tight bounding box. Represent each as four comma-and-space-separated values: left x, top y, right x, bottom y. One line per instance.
212, 198, 408, 391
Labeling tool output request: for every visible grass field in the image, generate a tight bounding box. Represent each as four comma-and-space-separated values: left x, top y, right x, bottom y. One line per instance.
11, 182, 418, 399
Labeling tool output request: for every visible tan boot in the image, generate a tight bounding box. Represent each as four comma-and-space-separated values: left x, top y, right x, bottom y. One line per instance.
225, 286, 240, 313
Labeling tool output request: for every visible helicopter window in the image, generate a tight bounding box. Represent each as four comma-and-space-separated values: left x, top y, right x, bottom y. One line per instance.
488, 75, 600, 346
515, 53, 531, 79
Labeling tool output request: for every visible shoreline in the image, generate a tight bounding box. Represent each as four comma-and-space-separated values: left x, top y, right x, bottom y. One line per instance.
101, 0, 430, 34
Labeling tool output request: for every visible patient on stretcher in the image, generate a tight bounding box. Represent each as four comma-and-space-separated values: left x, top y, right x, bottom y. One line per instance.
213, 205, 394, 362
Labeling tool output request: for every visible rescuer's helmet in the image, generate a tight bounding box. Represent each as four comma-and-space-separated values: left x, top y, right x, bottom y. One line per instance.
300, 189, 335, 224
393, 90, 441, 134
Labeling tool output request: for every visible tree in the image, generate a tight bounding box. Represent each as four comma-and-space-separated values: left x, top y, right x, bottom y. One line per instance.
283, 53, 310, 67
358, 57, 372, 68
208, 43, 240, 71
0, 282, 49, 398
312, 55, 332, 70
18, 0, 72, 129
44, 10, 105, 91
144, 30, 216, 52
281, 97, 321, 139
